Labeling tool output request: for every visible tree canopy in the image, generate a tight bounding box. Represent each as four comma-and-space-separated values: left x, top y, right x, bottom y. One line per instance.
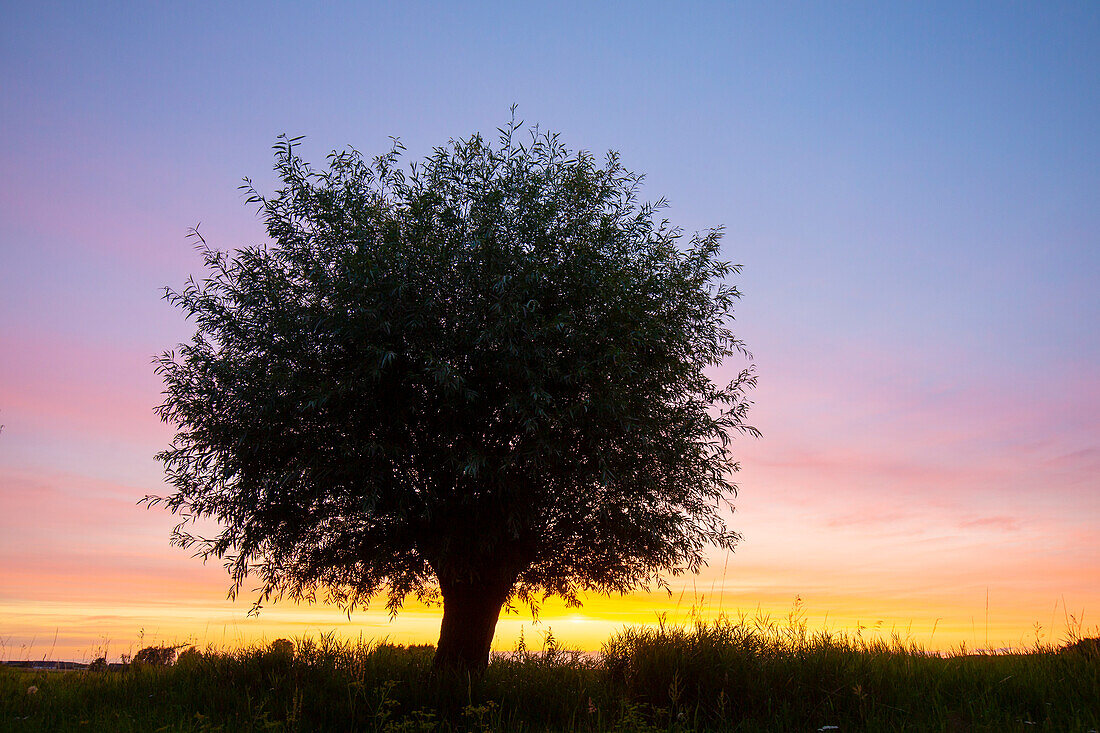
149, 116, 758, 671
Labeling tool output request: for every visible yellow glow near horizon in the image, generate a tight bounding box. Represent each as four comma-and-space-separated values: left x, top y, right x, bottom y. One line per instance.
1, 582, 1090, 663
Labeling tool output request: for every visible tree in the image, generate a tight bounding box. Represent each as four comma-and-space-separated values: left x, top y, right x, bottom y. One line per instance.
148, 116, 758, 673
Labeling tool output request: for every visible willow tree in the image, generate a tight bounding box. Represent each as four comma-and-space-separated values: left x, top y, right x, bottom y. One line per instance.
149, 117, 758, 672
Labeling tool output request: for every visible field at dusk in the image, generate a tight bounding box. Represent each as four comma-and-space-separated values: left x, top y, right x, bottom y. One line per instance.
1, 2, 1098, 730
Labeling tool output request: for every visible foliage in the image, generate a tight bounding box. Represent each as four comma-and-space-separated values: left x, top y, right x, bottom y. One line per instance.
132, 644, 185, 667
1062, 636, 1100, 659
147, 113, 758, 641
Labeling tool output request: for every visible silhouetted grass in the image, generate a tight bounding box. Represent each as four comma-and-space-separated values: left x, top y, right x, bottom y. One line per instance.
2, 619, 1097, 731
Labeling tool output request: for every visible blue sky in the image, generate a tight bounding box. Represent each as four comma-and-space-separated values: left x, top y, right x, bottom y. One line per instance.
5, 1, 1097, 362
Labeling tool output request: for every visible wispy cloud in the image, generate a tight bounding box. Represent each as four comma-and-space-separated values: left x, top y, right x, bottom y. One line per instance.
958, 516, 1021, 532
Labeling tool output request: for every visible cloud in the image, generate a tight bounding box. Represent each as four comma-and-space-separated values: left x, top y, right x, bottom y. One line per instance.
1043, 447, 1100, 472
958, 516, 1021, 532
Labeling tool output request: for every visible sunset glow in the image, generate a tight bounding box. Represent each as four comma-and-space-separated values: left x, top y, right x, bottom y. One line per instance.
2, 2, 1097, 663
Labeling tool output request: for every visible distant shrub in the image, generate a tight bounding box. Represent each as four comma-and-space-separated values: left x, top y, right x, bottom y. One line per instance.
132, 644, 183, 666
1062, 637, 1099, 659
88, 657, 108, 672
269, 638, 294, 658
175, 647, 204, 670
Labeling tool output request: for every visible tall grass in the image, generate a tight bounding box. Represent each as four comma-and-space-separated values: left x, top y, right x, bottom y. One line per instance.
2, 618, 1097, 731
602, 614, 1099, 730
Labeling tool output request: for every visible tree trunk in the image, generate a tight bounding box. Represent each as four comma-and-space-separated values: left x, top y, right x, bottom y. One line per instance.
433, 573, 513, 674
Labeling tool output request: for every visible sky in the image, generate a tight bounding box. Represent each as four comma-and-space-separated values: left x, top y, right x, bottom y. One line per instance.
1, 1, 1097, 661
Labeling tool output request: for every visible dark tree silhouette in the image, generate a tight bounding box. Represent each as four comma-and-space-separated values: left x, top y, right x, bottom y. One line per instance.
148, 117, 758, 673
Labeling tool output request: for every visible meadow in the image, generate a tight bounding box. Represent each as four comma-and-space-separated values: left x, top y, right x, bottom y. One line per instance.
2, 616, 1097, 732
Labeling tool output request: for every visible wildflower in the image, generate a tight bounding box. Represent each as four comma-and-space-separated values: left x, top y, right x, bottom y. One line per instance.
587, 698, 597, 714
27, 686, 38, 695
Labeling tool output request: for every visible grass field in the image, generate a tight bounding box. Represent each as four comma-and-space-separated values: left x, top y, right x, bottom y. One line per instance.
2, 616, 1097, 732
